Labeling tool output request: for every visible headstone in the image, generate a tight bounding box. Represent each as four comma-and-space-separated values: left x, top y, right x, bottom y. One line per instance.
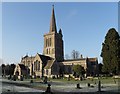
67, 75, 70, 81
7, 89, 10, 92
30, 80, 33, 83
45, 84, 51, 93
98, 80, 101, 92
76, 83, 80, 89
20, 76, 23, 81
80, 77, 82, 81
87, 83, 90, 87
13, 75, 16, 81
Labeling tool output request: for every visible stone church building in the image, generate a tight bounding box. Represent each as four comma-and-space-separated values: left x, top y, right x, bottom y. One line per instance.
14, 5, 98, 79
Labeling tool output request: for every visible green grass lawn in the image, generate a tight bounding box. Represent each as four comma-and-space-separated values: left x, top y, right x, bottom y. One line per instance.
3, 76, 119, 93
47, 77, 119, 84
8, 76, 119, 85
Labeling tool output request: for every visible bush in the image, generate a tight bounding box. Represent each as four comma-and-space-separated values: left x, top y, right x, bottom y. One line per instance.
87, 83, 90, 87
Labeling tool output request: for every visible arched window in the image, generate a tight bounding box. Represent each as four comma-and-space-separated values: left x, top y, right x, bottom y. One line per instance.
47, 38, 49, 47
34, 62, 37, 71
49, 48, 50, 54
46, 49, 48, 54
50, 38, 51, 46
46, 38, 48, 47
49, 38, 50, 46
52, 48, 54, 54
48, 38, 50, 47
46, 70, 48, 75
45, 39, 47, 47
37, 61, 40, 71
34, 61, 40, 71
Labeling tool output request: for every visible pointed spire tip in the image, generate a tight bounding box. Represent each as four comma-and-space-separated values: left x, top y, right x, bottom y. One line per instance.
52, 4, 54, 7
49, 4, 57, 33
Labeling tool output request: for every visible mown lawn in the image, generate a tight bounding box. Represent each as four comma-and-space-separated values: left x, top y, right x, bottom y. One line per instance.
48, 77, 119, 84
2, 76, 119, 93
11, 76, 119, 85
7, 77, 120, 86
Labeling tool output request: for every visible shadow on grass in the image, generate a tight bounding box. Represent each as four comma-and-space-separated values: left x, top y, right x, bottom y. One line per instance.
1, 91, 120, 94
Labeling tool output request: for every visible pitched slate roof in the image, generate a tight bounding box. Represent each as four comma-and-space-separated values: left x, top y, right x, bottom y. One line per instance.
36, 53, 53, 67
38, 54, 51, 61
44, 60, 55, 69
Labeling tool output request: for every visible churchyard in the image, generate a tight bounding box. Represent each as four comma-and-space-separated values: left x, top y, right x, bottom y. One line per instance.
1, 75, 120, 93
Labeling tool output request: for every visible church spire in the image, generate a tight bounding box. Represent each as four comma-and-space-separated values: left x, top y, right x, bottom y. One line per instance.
49, 5, 57, 33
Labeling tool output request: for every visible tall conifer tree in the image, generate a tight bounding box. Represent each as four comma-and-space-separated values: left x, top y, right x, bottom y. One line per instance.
101, 28, 120, 74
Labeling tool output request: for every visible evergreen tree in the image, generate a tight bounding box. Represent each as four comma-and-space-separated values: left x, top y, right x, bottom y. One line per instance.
73, 64, 85, 78
1, 64, 6, 76
98, 63, 103, 74
10, 64, 16, 75
5, 64, 10, 75
101, 28, 120, 74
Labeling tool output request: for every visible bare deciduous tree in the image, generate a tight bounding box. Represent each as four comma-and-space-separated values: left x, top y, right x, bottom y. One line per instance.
71, 50, 80, 59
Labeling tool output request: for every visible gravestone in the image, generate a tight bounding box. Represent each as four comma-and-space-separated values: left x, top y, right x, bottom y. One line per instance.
80, 76, 82, 81
30, 79, 33, 83
45, 84, 51, 93
76, 83, 80, 89
13, 75, 16, 81
98, 80, 101, 92
67, 75, 70, 81
87, 83, 90, 87
20, 76, 23, 81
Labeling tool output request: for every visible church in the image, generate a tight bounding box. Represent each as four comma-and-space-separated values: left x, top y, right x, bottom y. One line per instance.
14, 5, 98, 79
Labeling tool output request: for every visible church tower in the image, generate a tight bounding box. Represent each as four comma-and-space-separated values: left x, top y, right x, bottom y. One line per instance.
43, 5, 64, 62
